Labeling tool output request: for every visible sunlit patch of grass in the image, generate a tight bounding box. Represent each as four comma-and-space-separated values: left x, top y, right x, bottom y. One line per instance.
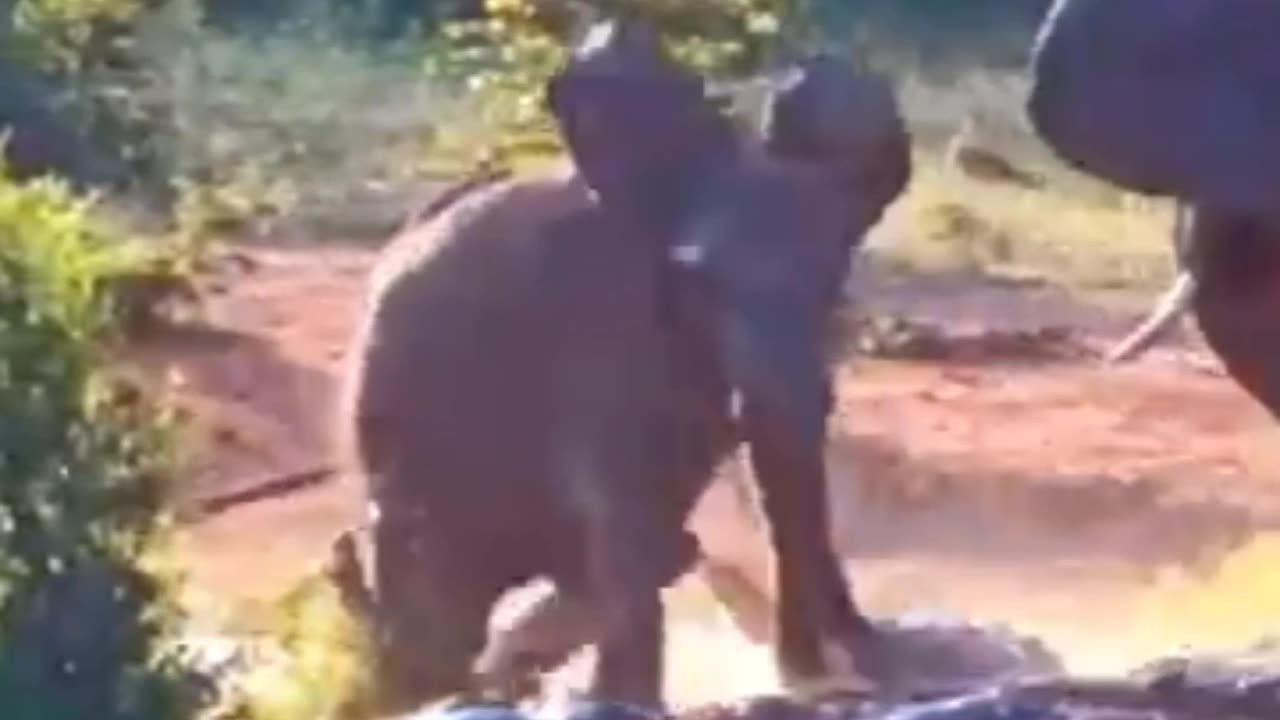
853, 63, 1180, 297
1240, 423, 1280, 482
201, 571, 377, 720
663, 617, 781, 708
1127, 532, 1280, 658
652, 576, 782, 708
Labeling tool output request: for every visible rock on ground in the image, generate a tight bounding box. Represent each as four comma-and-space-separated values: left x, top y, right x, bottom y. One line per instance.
405, 623, 1280, 720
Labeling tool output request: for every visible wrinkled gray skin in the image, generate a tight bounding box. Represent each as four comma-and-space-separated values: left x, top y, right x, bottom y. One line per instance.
1028, 0, 1280, 419
541, 35, 911, 700
763, 56, 910, 230
342, 21, 910, 715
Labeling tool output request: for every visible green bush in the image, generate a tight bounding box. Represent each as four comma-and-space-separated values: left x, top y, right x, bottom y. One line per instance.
421, 0, 806, 171
208, 572, 378, 720
0, 155, 211, 720
4, 0, 146, 73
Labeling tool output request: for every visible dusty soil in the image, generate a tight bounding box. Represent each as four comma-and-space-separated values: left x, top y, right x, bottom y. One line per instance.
120, 240, 1280, 707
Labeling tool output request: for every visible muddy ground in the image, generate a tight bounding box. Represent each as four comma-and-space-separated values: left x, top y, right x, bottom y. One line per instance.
121, 240, 1280, 708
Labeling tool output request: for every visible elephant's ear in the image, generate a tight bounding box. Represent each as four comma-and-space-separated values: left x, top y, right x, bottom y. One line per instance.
542, 14, 733, 223
544, 15, 696, 120
763, 55, 911, 222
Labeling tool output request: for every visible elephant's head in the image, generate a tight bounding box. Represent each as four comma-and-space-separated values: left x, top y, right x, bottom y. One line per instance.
544, 16, 738, 228
546, 49, 910, 689
670, 56, 911, 510
1027, 0, 1280, 219
763, 54, 911, 231
664, 106, 911, 686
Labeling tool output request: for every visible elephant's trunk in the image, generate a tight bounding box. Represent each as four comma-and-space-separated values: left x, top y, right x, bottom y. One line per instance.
719, 308, 829, 451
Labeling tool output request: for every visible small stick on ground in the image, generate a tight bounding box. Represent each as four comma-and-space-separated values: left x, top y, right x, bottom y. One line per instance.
185, 464, 337, 521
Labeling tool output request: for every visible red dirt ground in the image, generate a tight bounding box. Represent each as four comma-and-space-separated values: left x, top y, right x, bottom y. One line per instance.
119, 241, 1280, 702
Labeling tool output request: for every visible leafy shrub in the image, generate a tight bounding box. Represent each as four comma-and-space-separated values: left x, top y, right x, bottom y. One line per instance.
4, 0, 147, 73
422, 0, 805, 171
209, 571, 378, 720
0, 154, 211, 720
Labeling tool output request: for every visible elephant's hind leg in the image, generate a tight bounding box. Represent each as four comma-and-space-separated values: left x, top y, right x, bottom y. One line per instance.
743, 422, 879, 701
571, 449, 702, 710
370, 509, 510, 714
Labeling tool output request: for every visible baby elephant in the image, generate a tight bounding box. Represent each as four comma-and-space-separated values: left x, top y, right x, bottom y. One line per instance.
340, 23, 910, 715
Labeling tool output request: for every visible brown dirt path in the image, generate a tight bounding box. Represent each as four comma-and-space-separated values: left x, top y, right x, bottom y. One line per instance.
120, 241, 1280, 705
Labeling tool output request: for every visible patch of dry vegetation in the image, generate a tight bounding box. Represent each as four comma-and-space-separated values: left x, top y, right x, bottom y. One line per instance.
871, 152, 1177, 293
863, 67, 1179, 297
1131, 532, 1280, 656
187, 570, 377, 720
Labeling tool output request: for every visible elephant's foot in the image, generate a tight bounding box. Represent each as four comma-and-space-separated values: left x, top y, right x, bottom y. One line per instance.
472, 585, 598, 700
813, 618, 1065, 703
779, 636, 880, 702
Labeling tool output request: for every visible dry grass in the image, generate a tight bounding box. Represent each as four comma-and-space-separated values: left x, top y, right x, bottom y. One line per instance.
869, 153, 1177, 294
1129, 532, 1280, 655
864, 66, 1180, 297
179, 570, 377, 720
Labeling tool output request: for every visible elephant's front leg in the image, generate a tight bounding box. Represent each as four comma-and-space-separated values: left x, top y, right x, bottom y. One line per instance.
741, 382, 879, 699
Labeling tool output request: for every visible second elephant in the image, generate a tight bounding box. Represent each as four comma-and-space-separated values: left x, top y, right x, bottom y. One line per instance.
1028, 0, 1280, 419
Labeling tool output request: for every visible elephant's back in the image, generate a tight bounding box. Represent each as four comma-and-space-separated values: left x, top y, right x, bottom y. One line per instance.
367, 167, 590, 303
360, 168, 594, 371
343, 169, 592, 497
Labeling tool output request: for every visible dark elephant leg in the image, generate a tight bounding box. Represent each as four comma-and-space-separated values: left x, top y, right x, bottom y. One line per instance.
716, 297, 878, 696
585, 499, 700, 707
370, 505, 510, 713
741, 380, 877, 697
568, 436, 703, 708
581, 508, 664, 706
1187, 207, 1280, 420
